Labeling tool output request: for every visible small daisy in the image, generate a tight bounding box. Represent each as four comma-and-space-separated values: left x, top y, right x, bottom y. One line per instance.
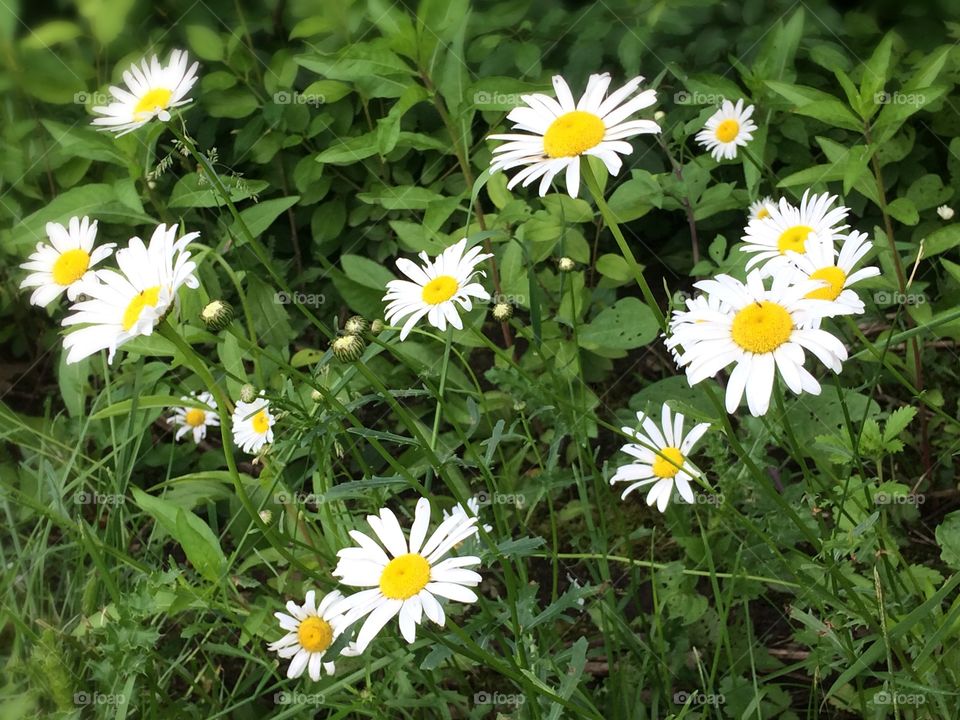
489, 73, 660, 198
20, 217, 114, 307
331, 498, 482, 651
92, 49, 199, 135
167, 391, 219, 444
383, 238, 492, 340
672, 270, 849, 416
267, 590, 360, 681
61, 223, 199, 364
611, 405, 710, 512
231, 393, 274, 454
740, 191, 849, 274
442, 497, 493, 536
695, 99, 758, 161
785, 230, 880, 316
748, 196, 776, 222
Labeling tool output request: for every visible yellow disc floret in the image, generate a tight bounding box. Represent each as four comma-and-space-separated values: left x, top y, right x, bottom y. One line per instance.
805, 266, 847, 301
122, 286, 161, 331
185, 409, 206, 427
421, 275, 459, 305
134, 88, 173, 118
296, 616, 333, 653
543, 111, 606, 158
777, 225, 812, 254
52, 249, 91, 286
252, 409, 271, 434
714, 119, 740, 143
652, 447, 685, 479
731, 301, 793, 354
380, 553, 431, 600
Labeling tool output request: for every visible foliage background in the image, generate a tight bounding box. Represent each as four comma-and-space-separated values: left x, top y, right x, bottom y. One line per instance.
2, 0, 960, 718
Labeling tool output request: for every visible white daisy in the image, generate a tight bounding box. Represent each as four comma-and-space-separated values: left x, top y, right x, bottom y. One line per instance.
19, 217, 114, 307
61, 223, 199, 364
91, 49, 199, 135
671, 270, 849, 416
383, 238, 492, 340
740, 191, 849, 274
695, 99, 758, 161
611, 405, 710, 512
748, 196, 776, 222
267, 590, 360, 681
167, 391, 219, 444
231, 393, 274, 455
785, 231, 880, 316
331, 498, 482, 652
441, 497, 493, 536
488, 73, 660, 198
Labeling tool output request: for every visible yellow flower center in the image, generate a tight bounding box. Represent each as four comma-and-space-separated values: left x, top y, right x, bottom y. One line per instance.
296, 616, 333, 653
756, 207, 770, 220
51, 249, 91, 286
134, 88, 173, 118
379, 553, 431, 600
731, 301, 794, 354
421, 275, 459, 305
777, 225, 812, 254
714, 119, 740, 143
121, 286, 161, 331
806, 266, 847, 301
252, 409, 270, 434
651, 446, 684, 479
185, 408, 206, 427
543, 110, 606, 158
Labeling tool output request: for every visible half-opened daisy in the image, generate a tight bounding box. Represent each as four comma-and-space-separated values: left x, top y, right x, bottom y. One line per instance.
748, 196, 776, 222
695, 99, 757, 161
167, 391, 219, 444
489, 73, 660, 198
332, 498, 482, 652
611, 405, 710, 512
61, 223, 199, 364
672, 270, 848, 416
740, 191, 849, 274
383, 238, 492, 340
786, 230, 880, 317
92, 49, 199, 135
267, 590, 360, 681
442, 496, 493, 536
232, 393, 274, 454
20, 216, 114, 307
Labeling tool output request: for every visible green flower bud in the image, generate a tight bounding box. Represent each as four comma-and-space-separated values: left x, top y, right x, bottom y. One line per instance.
492, 302, 513, 321
201, 299, 234, 332
344, 315, 368, 334
239, 383, 257, 403
331, 334, 365, 362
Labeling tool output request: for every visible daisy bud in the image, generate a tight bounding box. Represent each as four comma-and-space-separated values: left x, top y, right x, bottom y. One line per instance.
258, 509, 272, 524
343, 315, 368, 334
310, 389, 322, 403
331, 334, 365, 362
937, 205, 954, 220
558, 257, 576, 272
239, 383, 257, 403
492, 302, 513, 321
654, 110, 666, 122
370, 319, 385, 335
200, 299, 234, 332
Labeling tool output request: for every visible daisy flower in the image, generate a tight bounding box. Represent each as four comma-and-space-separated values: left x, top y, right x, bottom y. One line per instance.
610, 405, 710, 512
331, 498, 482, 652
488, 73, 660, 198
383, 238, 492, 340
91, 49, 199, 135
231, 393, 274, 454
740, 191, 849, 274
748, 196, 776, 222
671, 270, 849, 416
20, 217, 114, 307
61, 223, 199, 364
785, 230, 880, 316
664, 291, 730, 364
695, 99, 758, 161
167, 391, 219, 444
267, 590, 360, 681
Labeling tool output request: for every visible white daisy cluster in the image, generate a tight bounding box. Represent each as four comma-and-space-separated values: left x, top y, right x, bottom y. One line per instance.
268, 497, 485, 679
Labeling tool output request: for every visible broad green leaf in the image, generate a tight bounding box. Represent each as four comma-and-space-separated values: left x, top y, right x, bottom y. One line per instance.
577, 297, 658, 353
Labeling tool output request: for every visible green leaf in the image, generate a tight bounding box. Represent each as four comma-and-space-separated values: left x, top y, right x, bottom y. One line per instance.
921, 225, 960, 257
169, 173, 269, 208
577, 297, 658, 353
232, 196, 299, 241
886, 197, 919, 226
342, 254, 396, 291
883, 406, 917, 443
185, 24, 224, 61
